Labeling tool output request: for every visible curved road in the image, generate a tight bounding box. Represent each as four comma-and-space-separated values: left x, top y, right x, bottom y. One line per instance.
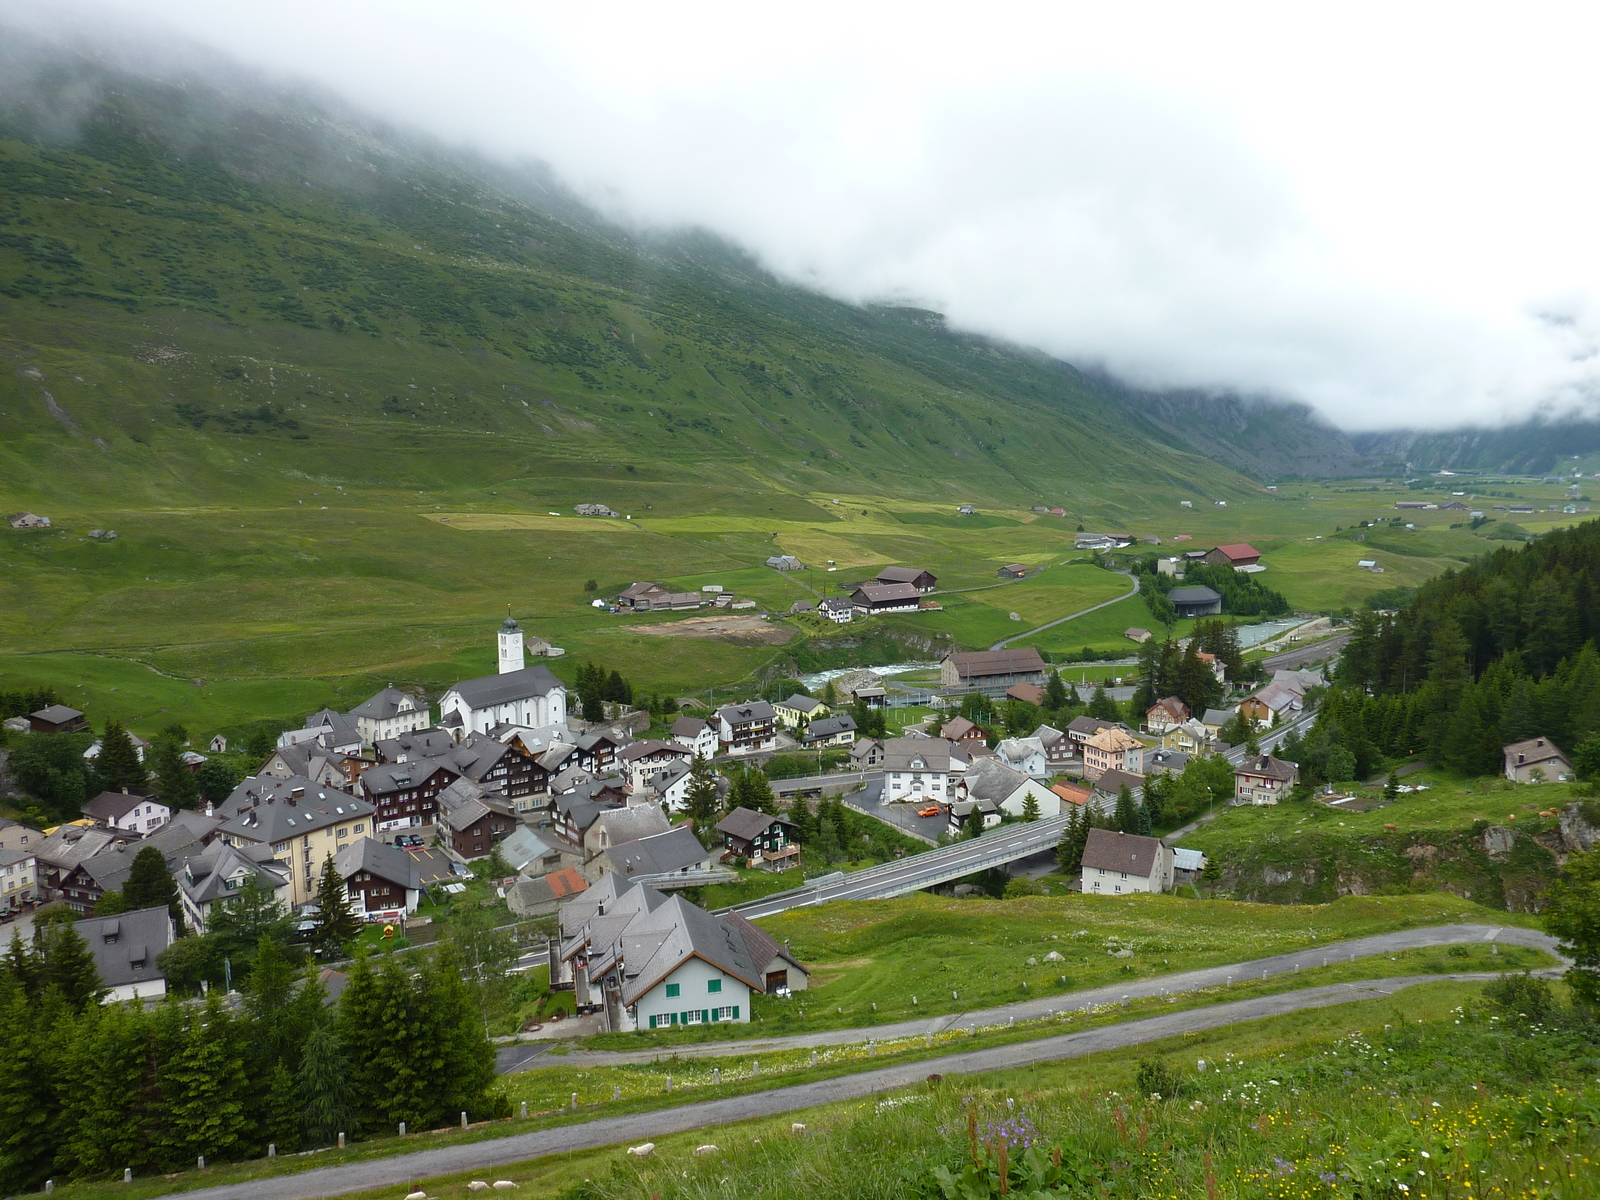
991, 570, 1139, 651
179, 957, 1558, 1200
500, 922, 1553, 1072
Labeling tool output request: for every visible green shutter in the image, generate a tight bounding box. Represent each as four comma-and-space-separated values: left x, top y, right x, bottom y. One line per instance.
732, 1005, 740, 1019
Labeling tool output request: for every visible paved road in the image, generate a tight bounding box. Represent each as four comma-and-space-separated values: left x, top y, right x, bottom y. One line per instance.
186, 960, 1556, 1200
771, 770, 879, 796
497, 922, 1559, 1072
1262, 631, 1352, 672
723, 811, 1075, 919
992, 571, 1139, 651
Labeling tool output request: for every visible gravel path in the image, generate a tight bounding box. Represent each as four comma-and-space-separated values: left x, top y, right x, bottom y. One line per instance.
498, 922, 1556, 1072
180, 961, 1551, 1200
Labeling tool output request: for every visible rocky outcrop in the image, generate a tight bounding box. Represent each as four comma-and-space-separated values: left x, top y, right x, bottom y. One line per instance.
1558, 802, 1600, 853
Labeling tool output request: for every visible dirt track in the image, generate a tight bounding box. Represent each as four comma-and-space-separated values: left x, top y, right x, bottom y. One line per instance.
626, 614, 792, 644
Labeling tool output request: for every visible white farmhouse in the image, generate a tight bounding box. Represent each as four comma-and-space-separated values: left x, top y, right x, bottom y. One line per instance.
881, 737, 970, 804
349, 687, 431, 744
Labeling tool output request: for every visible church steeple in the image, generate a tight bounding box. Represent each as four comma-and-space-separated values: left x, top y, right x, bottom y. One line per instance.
497, 614, 525, 675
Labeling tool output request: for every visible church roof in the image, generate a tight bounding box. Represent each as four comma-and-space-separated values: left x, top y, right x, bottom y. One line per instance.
445, 665, 564, 709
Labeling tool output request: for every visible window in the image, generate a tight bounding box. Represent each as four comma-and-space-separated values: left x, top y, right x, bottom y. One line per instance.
707, 978, 722, 994
355, 823, 365, 833
665, 983, 680, 998
337, 827, 349, 838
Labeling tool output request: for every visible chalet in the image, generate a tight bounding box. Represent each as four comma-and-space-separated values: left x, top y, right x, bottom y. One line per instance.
766, 554, 804, 571
1066, 715, 1114, 747
849, 581, 923, 615
436, 780, 518, 862
938, 716, 989, 745
715, 701, 777, 756
947, 797, 1002, 834
789, 599, 815, 614
1503, 737, 1573, 783
278, 708, 363, 756
802, 713, 858, 747
357, 759, 461, 831
1199, 708, 1236, 738
333, 837, 439, 918
940, 647, 1047, 692
1238, 684, 1302, 724
1144, 696, 1190, 734
259, 739, 360, 791
1082, 727, 1145, 780
574, 730, 625, 774
876, 566, 938, 593
74, 906, 174, 1003
29, 705, 86, 733
774, 694, 829, 729
551, 790, 628, 848
1233, 754, 1299, 805
997, 563, 1030, 580
1124, 627, 1153, 643
819, 596, 854, 624
1080, 829, 1173, 895
33, 825, 118, 909
1143, 748, 1190, 776
1158, 719, 1209, 756
178, 841, 292, 933
1204, 543, 1262, 568
850, 738, 886, 769
582, 804, 672, 860
349, 687, 431, 744
82, 791, 169, 835
716, 807, 800, 871
1033, 724, 1075, 771
669, 716, 720, 760
1167, 586, 1222, 617
881, 737, 970, 804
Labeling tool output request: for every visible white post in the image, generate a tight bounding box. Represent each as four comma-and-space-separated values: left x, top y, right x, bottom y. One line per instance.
613, 1084, 620, 1101
267, 1144, 276, 1159
123, 1169, 132, 1184
399, 1122, 406, 1137
713, 1068, 720, 1084
460, 1112, 468, 1130
811, 1049, 818, 1065
46, 1181, 53, 1194
753, 1060, 760, 1077
925, 1033, 931, 1048
571, 1093, 578, 1110
197, 1156, 205, 1170
520, 1102, 527, 1119
338, 1133, 346, 1148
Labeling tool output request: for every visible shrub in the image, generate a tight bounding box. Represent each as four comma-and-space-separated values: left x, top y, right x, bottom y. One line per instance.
1480, 972, 1556, 1026
1135, 1057, 1186, 1099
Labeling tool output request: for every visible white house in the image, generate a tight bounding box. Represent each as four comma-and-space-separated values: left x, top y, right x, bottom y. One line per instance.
1080, 828, 1174, 895
0, 849, 37, 913
177, 841, 293, 933
349, 687, 431, 744
994, 737, 1049, 778
669, 716, 719, 759
963, 757, 1060, 819
880, 737, 969, 804
439, 622, 567, 738
715, 702, 777, 756
82, 791, 170, 835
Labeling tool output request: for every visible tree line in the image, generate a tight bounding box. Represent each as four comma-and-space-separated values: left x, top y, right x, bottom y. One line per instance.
0, 917, 500, 1192
1311, 518, 1600, 782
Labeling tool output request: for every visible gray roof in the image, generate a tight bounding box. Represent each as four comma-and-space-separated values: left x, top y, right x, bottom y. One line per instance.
781, 694, 826, 715
716, 700, 775, 725
1200, 708, 1236, 727
645, 761, 693, 794
350, 687, 420, 721
804, 714, 857, 740
593, 805, 671, 847
851, 581, 921, 604
499, 826, 563, 873
1144, 749, 1190, 774
716, 806, 793, 841
83, 792, 157, 823
1167, 586, 1222, 604
32, 705, 84, 724
1235, 754, 1298, 782
670, 716, 710, 738
605, 825, 712, 878
881, 736, 968, 773
615, 891, 764, 1006
180, 841, 290, 906
944, 648, 1047, 679
357, 758, 461, 798
73, 905, 173, 992
375, 729, 459, 762
962, 756, 1032, 803
218, 778, 375, 844
619, 739, 688, 763
305, 707, 357, 733
1091, 769, 1146, 796
876, 566, 933, 584
1081, 828, 1164, 876
445, 664, 564, 709
34, 826, 117, 871
333, 837, 425, 890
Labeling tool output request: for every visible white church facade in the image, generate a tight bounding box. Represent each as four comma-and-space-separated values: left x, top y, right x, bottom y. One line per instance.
439, 618, 567, 738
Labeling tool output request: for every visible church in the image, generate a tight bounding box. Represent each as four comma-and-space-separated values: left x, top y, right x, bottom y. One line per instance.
439, 618, 568, 738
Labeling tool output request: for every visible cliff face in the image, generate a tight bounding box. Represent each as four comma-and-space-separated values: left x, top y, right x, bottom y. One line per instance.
1214, 801, 1600, 913
1350, 422, 1600, 475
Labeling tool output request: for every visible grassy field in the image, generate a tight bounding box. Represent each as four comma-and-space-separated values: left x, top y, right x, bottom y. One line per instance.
578, 890, 1537, 1049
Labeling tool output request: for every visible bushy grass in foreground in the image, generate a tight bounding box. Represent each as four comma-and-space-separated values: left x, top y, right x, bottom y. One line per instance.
584, 892, 1536, 1049
558, 980, 1600, 1200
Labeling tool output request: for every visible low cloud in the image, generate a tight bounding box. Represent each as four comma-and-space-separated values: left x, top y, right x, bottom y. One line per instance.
12, 0, 1600, 430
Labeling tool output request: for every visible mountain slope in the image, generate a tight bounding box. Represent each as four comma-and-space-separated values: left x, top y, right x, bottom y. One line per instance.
0, 30, 1257, 518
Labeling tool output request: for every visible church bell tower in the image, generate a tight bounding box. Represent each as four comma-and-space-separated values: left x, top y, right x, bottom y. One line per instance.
498, 616, 525, 675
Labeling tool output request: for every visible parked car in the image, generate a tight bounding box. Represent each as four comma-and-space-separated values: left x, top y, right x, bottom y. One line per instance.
395, 833, 423, 848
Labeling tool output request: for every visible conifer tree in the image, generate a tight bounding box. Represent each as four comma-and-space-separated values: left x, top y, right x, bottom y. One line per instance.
151, 735, 199, 811
1383, 769, 1400, 801
310, 853, 359, 957
1113, 785, 1138, 834
298, 1020, 354, 1147
785, 796, 814, 845
684, 755, 722, 835
1087, 686, 1121, 722
263, 1059, 302, 1153
157, 994, 250, 1166
243, 935, 299, 1071
370, 956, 433, 1129
1045, 670, 1069, 710
1, 929, 38, 1000
59, 1000, 159, 1176
742, 766, 778, 816
94, 721, 148, 794
0, 986, 59, 1192
1135, 797, 1153, 837
1020, 790, 1041, 822
1056, 804, 1091, 875
36, 922, 102, 1011
963, 805, 985, 840
123, 845, 183, 926
423, 943, 497, 1125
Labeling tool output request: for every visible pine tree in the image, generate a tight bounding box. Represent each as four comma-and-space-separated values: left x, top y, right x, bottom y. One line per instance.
1383, 769, 1400, 801
685, 755, 722, 835
334, 956, 380, 1133
298, 1020, 354, 1146
310, 854, 359, 957
1087, 686, 1121, 721
263, 1059, 301, 1153
1045, 670, 1069, 711
422, 944, 497, 1126
1113, 785, 1138, 834
58, 1000, 160, 1177
0, 986, 59, 1193
370, 957, 433, 1129
1020, 790, 1041, 822
195, 758, 241, 806
36, 922, 103, 1011
1056, 804, 1090, 875
151, 735, 199, 812
963, 805, 985, 840
243, 935, 299, 1071
785, 796, 814, 845
156, 994, 250, 1167
742, 767, 778, 816
0, 930, 38, 1000
1135, 798, 1152, 837
94, 721, 148, 794
123, 845, 183, 926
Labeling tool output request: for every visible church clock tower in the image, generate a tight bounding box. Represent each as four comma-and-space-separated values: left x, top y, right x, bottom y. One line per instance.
497, 616, 525, 675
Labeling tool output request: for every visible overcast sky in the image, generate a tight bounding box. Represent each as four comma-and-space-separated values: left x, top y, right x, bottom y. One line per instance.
13, 1, 1600, 431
